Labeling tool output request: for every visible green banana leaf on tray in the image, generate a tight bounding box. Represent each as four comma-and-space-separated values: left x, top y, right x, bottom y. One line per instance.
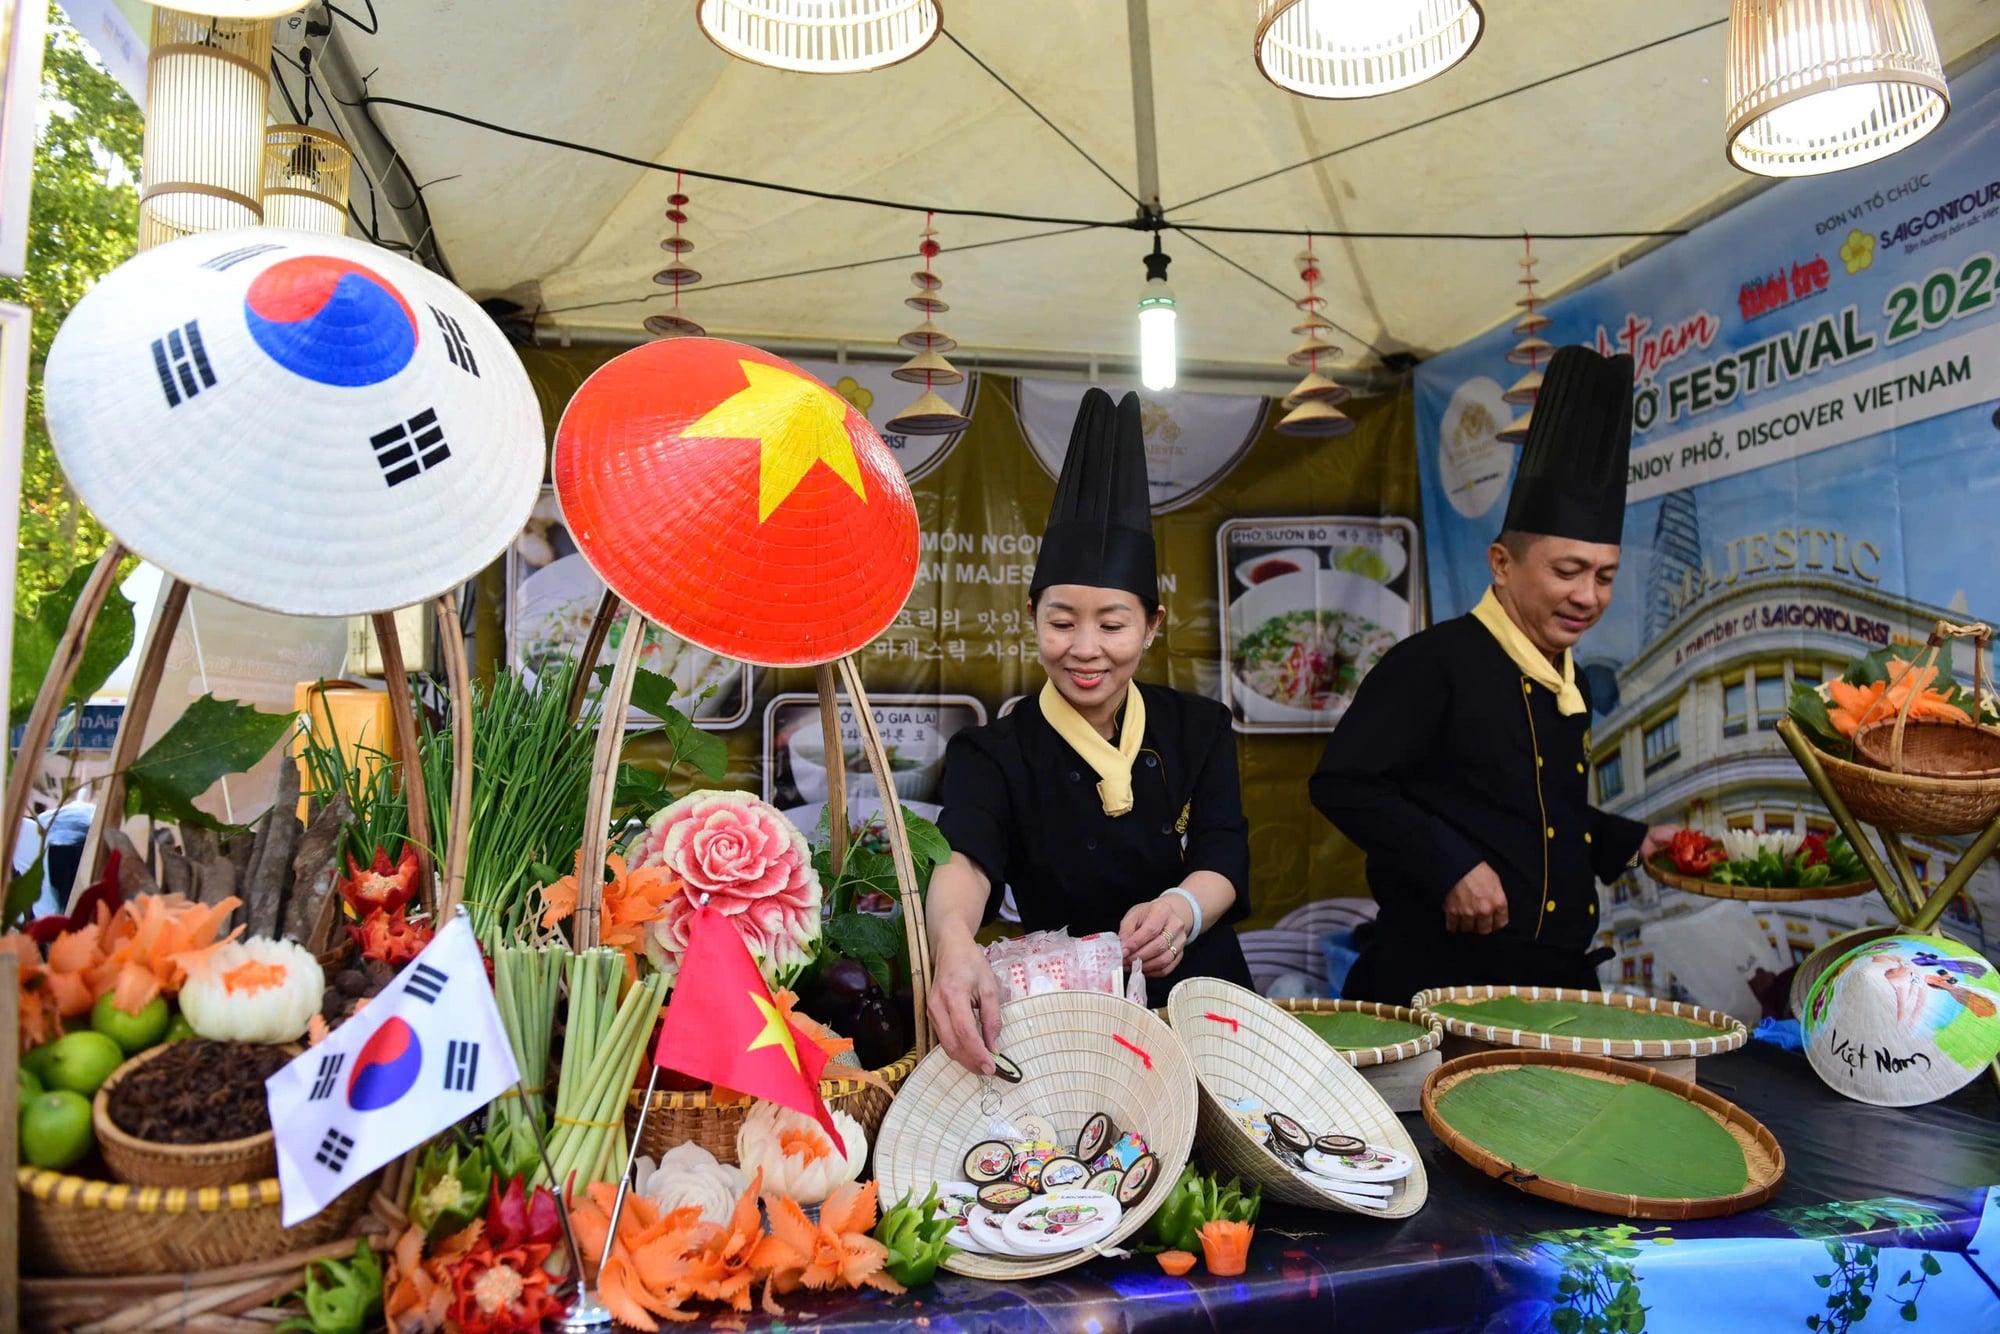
1428, 996, 1724, 1042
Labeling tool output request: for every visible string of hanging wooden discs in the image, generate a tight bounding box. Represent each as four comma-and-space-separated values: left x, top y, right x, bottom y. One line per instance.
1275, 234, 1353, 437
1497, 234, 1548, 445
886, 211, 972, 435
645, 171, 705, 338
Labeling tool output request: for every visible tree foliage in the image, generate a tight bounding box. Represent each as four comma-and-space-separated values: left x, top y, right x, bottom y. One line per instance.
0, 7, 142, 613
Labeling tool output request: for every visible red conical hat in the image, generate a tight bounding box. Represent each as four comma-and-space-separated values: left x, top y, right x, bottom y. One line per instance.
553, 338, 919, 667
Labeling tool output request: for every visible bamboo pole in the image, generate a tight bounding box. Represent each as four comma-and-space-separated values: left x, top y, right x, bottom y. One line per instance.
1775, 719, 1915, 921
434, 591, 473, 919
371, 610, 435, 913
74, 578, 191, 896
1, 950, 17, 1334
814, 661, 849, 879
836, 655, 932, 1055
575, 608, 645, 950
1, 541, 128, 879
565, 588, 621, 725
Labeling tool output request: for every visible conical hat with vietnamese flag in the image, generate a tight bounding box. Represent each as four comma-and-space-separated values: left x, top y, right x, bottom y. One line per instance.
552, 338, 920, 667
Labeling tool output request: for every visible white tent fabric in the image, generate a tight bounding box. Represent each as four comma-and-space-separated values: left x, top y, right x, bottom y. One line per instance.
291, 2, 2000, 383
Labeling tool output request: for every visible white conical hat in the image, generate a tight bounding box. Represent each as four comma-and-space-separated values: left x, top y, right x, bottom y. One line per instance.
43, 227, 544, 617
1802, 933, 2000, 1107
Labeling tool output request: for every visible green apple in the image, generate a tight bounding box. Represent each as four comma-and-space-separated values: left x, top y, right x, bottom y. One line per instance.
163, 1012, 195, 1044
20, 1090, 95, 1170
22, 1040, 60, 1084
92, 992, 172, 1054
40, 1030, 126, 1097
18, 1065, 43, 1102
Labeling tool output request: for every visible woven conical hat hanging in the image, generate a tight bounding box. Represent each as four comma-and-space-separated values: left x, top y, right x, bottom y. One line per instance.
887, 214, 972, 436
1802, 933, 2000, 1107
43, 227, 543, 617
1276, 239, 1352, 438
1497, 238, 1546, 444
643, 174, 706, 340
553, 338, 920, 667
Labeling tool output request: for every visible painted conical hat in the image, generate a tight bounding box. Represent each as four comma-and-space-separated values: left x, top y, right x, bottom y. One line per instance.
42, 227, 544, 617
1802, 933, 2000, 1107
552, 338, 920, 667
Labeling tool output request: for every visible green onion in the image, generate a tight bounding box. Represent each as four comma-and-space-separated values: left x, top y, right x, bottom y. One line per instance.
540, 948, 669, 1191
296, 703, 409, 867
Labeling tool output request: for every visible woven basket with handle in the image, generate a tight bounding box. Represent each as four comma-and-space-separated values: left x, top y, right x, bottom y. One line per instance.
874, 989, 1197, 1280
1824, 621, 2000, 835
1171, 978, 1426, 1217
579, 624, 931, 1162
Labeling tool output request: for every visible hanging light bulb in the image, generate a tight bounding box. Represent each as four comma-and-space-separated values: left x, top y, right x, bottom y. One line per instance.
696, 0, 942, 74
1255, 0, 1484, 99
1138, 236, 1177, 393
1725, 0, 1948, 177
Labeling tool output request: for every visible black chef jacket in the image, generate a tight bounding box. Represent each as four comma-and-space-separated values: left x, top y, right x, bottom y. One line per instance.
937, 682, 1253, 1008
1310, 614, 1647, 1004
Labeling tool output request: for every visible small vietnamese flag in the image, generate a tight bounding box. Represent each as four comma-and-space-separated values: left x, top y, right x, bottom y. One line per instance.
652, 901, 842, 1152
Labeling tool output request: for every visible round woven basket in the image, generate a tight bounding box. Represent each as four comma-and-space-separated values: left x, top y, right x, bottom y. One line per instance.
1818, 742, 2000, 836
93, 1042, 280, 1189
1274, 998, 1442, 1067
1411, 984, 1748, 1061
1170, 979, 1426, 1218
1421, 1049, 1785, 1219
16, 1166, 379, 1276
626, 1048, 919, 1165
1854, 716, 2000, 781
1641, 855, 1873, 903
873, 989, 1197, 1280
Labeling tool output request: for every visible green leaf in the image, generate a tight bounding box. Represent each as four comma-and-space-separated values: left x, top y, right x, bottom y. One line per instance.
1901, 1303, 1919, 1322
606, 667, 730, 782
612, 762, 670, 817
902, 807, 951, 873
1920, 1253, 1941, 1276
4, 849, 46, 931
123, 694, 295, 830
836, 847, 901, 901
1815, 1274, 1834, 1288
825, 912, 902, 993
1788, 681, 1848, 756
1552, 1309, 1583, 1334
11, 562, 135, 728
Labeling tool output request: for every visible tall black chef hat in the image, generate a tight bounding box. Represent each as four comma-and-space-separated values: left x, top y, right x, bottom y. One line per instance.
1029, 388, 1158, 605
1501, 345, 1636, 546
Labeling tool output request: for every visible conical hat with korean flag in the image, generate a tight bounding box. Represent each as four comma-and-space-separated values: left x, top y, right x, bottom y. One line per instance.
552, 338, 920, 667
41, 227, 544, 617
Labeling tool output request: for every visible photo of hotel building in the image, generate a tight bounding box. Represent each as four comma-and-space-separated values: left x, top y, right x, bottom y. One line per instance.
1584, 496, 1993, 999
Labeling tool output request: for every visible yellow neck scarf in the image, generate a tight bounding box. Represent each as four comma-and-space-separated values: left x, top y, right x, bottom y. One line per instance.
1472, 587, 1587, 716
1039, 679, 1146, 817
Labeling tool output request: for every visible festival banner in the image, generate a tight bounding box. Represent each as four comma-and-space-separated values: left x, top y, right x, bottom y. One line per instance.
1413, 52, 2000, 995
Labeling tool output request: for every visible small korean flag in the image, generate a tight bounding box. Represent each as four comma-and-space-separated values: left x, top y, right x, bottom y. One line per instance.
266, 914, 519, 1226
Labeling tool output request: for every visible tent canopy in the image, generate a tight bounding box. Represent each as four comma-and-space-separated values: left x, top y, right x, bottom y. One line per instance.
288, 1, 2000, 387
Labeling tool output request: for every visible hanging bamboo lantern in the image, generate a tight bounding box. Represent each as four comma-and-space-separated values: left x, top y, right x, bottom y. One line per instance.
1276, 238, 1354, 438
261, 124, 353, 235
139, 12, 272, 251
696, 0, 942, 74
645, 173, 707, 338
1725, 0, 1948, 177
888, 215, 972, 436
1254, 0, 1484, 100
1497, 239, 1546, 444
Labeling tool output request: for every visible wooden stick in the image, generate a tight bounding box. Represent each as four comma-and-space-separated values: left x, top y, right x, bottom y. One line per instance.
836, 655, 932, 1055
576, 608, 645, 951
565, 588, 622, 725
75, 1274, 285, 1332
1774, 719, 1912, 921
75, 577, 191, 895
434, 591, 474, 919
19, 1235, 369, 1301
1, 951, 17, 1334
814, 661, 849, 879
372, 610, 436, 914
1, 540, 127, 878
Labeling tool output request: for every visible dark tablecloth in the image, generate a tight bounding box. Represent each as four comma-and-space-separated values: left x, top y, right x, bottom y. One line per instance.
644, 1045, 2000, 1332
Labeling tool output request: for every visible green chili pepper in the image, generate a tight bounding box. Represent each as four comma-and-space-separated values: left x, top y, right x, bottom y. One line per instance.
277, 1240, 382, 1334
875, 1186, 961, 1288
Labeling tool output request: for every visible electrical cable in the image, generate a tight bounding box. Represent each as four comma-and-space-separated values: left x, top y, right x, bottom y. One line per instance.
540, 224, 1097, 316
1167, 225, 1388, 360
942, 29, 1141, 208
1169, 15, 1731, 212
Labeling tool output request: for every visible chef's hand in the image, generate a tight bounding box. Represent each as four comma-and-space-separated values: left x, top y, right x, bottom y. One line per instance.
928, 935, 1002, 1075
1121, 893, 1196, 979
1637, 824, 1681, 863
1444, 863, 1509, 934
